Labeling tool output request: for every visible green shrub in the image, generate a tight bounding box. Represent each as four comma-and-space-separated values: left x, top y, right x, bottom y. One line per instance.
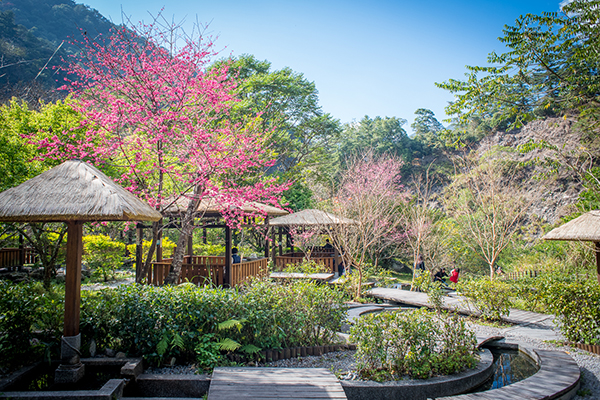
543, 280, 600, 344
80, 279, 345, 365
458, 278, 512, 321
350, 309, 477, 380
412, 270, 444, 311
83, 234, 126, 281
0, 282, 63, 372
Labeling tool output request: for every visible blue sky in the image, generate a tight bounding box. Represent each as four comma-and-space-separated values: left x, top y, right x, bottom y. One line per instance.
83, 0, 562, 132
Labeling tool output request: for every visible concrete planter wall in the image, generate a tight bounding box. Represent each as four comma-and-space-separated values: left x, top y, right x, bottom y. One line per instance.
340, 348, 494, 400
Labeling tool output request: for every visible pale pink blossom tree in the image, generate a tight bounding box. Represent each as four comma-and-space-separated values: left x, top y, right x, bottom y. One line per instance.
326, 151, 408, 299
35, 20, 289, 283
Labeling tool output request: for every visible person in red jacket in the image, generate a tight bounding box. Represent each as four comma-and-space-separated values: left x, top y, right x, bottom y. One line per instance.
449, 268, 460, 284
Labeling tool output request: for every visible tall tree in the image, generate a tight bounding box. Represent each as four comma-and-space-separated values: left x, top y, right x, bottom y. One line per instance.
436, 0, 600, 132
214, 54, 342, 186
35, 21, 288, 284
411, 108, 445, 150
326, 151, 408, 299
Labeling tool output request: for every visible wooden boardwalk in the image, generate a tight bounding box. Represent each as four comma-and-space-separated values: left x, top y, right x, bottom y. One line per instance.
207, 367, 347, 400
368, 287, 555, 326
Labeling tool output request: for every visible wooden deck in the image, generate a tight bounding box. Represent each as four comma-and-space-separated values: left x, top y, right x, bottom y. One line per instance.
207, 367, 347, 400
368, 287, 555, 326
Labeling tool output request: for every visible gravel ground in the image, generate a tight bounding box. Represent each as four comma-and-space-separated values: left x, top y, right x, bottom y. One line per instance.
146, 320, 600, 399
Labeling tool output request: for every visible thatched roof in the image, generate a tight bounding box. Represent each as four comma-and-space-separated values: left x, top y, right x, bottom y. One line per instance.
268, 209, 355, 226
0, 160, 162, 222
163, 196, 288, 218
543, 210, 600, 242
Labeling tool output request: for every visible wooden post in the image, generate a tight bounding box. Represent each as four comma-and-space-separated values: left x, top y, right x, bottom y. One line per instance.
286, 227, 292, 253
225, 226, 232, 287
596, 242, 600, 285
278, 227, 283, 257
136, 223, 143, 282
203, 228, 207, 244
64, 221, 83, 337
156, 219, 163, 262
188, 220, 194, 259
270, 226, 276, 263
18, 233, 25, 271
264, 217, 270, 259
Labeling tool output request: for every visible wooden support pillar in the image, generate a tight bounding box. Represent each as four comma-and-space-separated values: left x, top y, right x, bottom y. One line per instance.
136, 223, 143, 282
18, 233, 25, 271
270, 226, 276, 263
64, 221, 83, 337
203, 228, 207, 244
264, 217, 270, 259
156, 219, 163, 262
596, 242, 600, 284
225, 226, 232, 287
278, 227, 283, 257
188, 220, 194, 259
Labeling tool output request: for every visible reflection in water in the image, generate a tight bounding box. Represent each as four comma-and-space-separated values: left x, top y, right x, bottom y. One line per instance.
474, 348, 539, 392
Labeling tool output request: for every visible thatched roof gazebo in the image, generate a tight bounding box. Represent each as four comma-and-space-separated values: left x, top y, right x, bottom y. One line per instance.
0, 160, 161, 382
544, 210, 600, 283
268, 208, 355, 227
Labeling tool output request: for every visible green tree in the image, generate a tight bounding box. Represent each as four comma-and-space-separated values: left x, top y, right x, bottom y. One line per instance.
217, 54, 342, 185
436, 0, 600, 132
411, 108, 445, 150
339, 115, 415, 164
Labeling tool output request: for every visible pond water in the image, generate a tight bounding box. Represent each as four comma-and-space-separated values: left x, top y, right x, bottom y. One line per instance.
6, 365, 122, 392
472, 347, 539, 392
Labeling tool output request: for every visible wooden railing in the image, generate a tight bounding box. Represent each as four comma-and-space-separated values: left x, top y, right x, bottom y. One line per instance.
231, 258, 269, 286
0, 247, 37, 269
148, 256, 268, 287
275, 252, 337, 274
501, 270, 541, 280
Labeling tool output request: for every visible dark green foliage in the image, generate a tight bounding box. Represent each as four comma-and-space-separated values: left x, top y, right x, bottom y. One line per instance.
458, 278, 513, 321
79, 280, 345, 365
542, 279, 600, 344
350, 309, 477, 380
0, 282, 63, 372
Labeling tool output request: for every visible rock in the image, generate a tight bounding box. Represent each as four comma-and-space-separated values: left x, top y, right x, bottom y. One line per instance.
89, 339, 97, 357
105, 348, 116, 357
116, 352, 127, 359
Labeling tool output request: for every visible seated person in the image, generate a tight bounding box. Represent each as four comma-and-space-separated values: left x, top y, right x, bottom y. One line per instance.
433, 268, 448, 284
323, 239, 333, 249
449, 268, 460, 284
232, 247, 241, 264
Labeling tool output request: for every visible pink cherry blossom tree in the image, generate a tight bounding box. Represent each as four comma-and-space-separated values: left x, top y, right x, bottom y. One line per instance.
35, 19, 289, 283
326, 151, 408, 299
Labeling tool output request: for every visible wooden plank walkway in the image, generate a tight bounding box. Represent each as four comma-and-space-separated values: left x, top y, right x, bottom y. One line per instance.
368, 287, 555, 326
207, 367, 347, 399
270, 272, 334, 282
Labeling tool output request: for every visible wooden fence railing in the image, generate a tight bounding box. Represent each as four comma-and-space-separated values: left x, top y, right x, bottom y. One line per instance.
231, 258, 269, 286
0, 248, 37, 269
501, 270, 541, 280
148, 256, 268, 287
275, 253, 337, 274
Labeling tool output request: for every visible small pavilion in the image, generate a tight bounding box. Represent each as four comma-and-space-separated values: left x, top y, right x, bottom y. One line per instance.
139, 196, 288, 286
268, 209, 355, 274
0, 160, 161, 383
544, 210, 600, 284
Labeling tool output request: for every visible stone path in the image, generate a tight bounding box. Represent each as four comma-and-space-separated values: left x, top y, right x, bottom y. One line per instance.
207, 367, 347, 400
367, 287, 561, 341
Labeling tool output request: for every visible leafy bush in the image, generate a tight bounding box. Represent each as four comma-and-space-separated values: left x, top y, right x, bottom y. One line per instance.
0, 282, 63, 372
350, 309, 477, 380
543, 280, 600, 344
83, 234, 127, 281
80, 279, 345, 365
412, 270, 444, 311
458, 278, 512, 321
126, 237, 177, 261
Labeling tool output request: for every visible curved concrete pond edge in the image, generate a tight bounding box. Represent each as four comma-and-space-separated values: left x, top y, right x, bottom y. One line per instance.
340, 348, 494, 400
434, 339, 580, 400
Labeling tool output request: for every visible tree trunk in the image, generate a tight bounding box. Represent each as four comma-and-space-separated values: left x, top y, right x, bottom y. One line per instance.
164, 187, 202, 285
136, 220, 160, 283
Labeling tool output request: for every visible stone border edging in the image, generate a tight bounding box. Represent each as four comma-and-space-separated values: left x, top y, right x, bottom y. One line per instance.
340, 348, 494, 400
434, 342, 581, 400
